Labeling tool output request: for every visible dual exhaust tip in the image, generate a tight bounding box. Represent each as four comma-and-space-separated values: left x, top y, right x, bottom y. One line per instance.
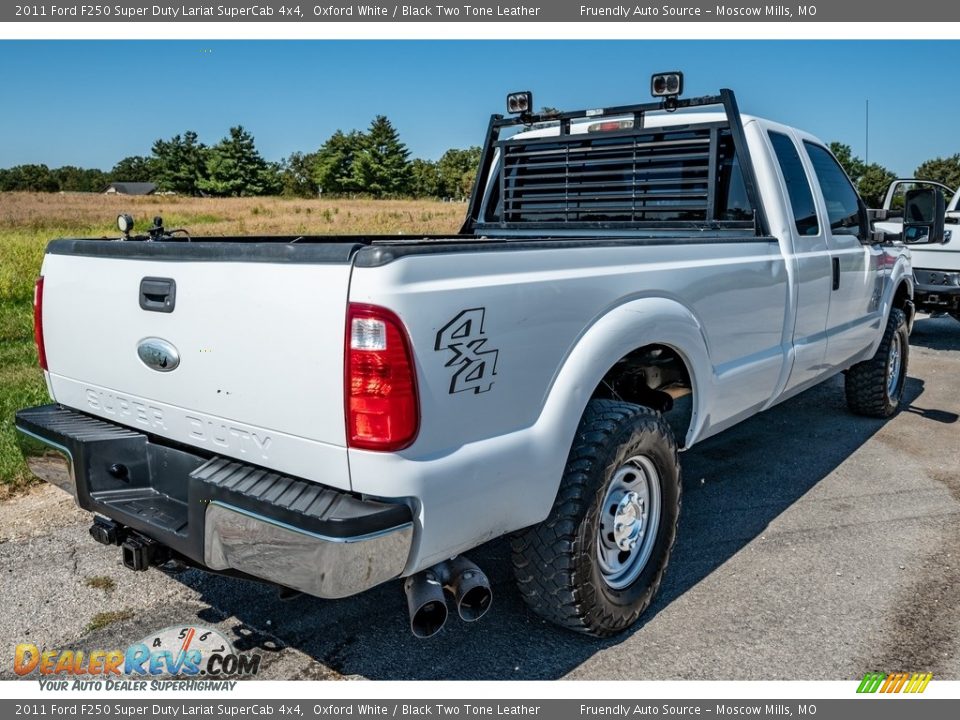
403, 556, 492, 638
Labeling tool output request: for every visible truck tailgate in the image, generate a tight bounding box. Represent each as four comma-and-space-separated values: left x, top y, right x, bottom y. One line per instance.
39, 242, 356, 490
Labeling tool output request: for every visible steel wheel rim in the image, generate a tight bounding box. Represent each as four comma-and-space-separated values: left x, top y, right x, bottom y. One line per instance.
596, 455, 662, 590
887, 332, 903, 397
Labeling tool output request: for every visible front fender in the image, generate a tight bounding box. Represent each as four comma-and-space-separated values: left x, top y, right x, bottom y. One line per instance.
886, 252, 913, 326
894, 256, 915, 332
892, 253, 914, 302
859, 251, 913, 360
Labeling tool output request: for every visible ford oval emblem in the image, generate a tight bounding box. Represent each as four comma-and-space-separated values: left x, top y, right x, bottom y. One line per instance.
137, 338, 180, 373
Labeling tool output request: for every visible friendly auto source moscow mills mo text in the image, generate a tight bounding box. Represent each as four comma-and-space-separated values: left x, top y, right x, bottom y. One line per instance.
581, 5, 807, 17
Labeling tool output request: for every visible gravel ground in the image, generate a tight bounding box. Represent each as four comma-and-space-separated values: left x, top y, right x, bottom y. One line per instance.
1, 314, 958, 681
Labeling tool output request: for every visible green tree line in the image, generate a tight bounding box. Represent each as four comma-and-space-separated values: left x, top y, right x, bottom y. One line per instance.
827, 142, 960, 207
0, 116, 481, 200
2, 119, 957, 204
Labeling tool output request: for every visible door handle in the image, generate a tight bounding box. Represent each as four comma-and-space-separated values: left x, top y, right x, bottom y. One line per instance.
832, 258, 840, 291
139, 277, 176, 313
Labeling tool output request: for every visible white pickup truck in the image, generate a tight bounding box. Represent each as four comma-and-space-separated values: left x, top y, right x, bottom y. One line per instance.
876, 180, 959, 320
15, 74, 946, 638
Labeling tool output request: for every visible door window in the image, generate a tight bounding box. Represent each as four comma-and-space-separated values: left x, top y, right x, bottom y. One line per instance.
804, 142, 862, 236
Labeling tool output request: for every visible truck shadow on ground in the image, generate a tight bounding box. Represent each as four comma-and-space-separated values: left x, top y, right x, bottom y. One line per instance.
908, 313, 960, 352
171, 371, 942, 680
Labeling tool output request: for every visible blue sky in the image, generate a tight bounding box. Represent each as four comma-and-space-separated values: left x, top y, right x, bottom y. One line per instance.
0, 40, 957, 175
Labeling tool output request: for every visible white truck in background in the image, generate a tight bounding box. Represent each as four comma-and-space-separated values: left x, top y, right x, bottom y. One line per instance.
876, 180, 960, 321
15, 74, 947, 638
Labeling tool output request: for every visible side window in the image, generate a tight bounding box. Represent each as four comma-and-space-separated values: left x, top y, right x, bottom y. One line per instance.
768, 131, 819, 236
803, 142, 862, 236
716, 135, 752, 221
482, 167, 502, 223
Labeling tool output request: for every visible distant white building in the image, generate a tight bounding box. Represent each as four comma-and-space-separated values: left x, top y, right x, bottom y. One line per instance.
103, 182, 157, 196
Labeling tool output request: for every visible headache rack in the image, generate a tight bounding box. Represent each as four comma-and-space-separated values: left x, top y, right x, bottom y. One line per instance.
463, 89, 769, 236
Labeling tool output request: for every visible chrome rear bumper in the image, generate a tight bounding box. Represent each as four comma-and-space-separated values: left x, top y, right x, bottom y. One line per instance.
14, 404, 413, 599
15, 427, 75, 499
204, 502, 413, 599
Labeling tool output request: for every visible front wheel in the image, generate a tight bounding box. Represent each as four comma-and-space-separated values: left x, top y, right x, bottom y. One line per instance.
510, 400, 681, 637
845, 308, 909, 418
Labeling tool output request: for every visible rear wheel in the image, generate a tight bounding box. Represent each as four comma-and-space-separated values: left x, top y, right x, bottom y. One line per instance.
845, 308, 908, 418
511, 399, 681, 637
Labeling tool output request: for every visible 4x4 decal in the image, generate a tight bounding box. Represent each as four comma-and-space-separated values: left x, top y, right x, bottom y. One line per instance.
435, 308, 500, 394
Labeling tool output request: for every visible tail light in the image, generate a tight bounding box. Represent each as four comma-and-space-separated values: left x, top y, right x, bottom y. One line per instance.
346, 303, 419, 451
33, 276, 48, 371
587, 119, 634, 133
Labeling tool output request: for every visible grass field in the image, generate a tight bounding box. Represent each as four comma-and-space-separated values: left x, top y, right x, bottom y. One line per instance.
0, 192, 465, 492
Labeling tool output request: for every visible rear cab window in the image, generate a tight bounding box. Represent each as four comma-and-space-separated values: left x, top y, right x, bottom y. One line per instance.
768, 131, 819, 237
480, 123, 755, 230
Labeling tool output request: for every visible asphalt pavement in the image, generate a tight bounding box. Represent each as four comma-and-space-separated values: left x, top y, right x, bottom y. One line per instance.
2, 314, 958, 681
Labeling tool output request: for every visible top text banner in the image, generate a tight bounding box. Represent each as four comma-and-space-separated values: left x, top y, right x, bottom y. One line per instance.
6, 1, 960, 23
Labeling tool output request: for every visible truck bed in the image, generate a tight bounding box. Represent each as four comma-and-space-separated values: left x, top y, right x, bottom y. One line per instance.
41, 230, 778, 497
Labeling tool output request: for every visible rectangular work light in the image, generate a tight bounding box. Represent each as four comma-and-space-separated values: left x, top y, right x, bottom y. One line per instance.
650, 72, 684, 98
506, 91, 533, 115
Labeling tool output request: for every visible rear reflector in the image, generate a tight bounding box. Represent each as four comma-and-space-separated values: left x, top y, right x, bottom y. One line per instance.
33, 276, 47, 371
346, 304, 419, 451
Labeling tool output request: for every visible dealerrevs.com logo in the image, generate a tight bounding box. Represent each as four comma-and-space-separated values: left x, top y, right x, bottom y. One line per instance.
14, 625, 261, 690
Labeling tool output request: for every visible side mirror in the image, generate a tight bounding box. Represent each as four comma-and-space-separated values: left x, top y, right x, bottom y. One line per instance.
857, 200, 871, 243
902, 188, 946, 244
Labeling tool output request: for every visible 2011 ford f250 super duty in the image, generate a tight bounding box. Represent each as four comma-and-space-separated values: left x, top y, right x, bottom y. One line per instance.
15, 74, 947, 638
